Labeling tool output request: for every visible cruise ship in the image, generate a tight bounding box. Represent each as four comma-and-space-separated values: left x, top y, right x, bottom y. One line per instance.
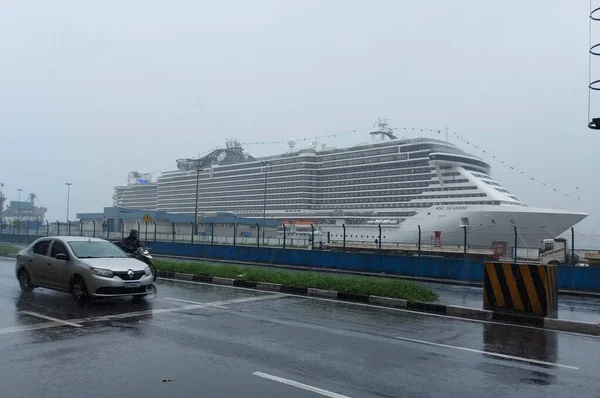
114, 120, 587, 249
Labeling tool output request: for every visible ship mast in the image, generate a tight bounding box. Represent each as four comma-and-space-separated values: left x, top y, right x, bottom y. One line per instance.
370, 118, 398, 141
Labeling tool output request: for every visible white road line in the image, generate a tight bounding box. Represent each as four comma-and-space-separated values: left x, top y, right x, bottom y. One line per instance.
0, 322, 64, 335
164, 297, 228, 308
20, 311, 83, 328
70, 294, 282, 324
395, 336, 580, 370
0, 294, 282, 336
253, 372, 352, 398
159, 277, 600, 339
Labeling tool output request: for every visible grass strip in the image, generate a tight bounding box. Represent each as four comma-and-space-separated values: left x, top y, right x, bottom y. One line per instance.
0, 244, 19, 255
155, 259, 438, 302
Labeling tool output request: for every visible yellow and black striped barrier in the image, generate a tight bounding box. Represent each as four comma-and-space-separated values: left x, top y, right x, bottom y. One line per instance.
483, 262, 558, 317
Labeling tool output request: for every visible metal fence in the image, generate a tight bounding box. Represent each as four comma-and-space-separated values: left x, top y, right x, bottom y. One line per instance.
1, 220, 598, 264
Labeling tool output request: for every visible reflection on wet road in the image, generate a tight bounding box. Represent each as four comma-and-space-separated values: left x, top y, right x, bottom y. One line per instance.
421, 281, 600, 324
0, 258, 598, 397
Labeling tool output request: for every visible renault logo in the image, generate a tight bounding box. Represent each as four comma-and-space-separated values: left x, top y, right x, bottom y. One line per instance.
127, 269, 134, 279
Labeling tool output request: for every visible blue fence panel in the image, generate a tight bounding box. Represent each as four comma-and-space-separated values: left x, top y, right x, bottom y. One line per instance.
148, 242, 486, 282
0, 234, 42, 246
557, 265, 600, 292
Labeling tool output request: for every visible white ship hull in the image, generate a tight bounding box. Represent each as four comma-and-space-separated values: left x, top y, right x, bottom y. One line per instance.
322, 204, 587, 249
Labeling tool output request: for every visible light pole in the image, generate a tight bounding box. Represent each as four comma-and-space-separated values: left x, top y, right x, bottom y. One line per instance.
65, 183, 73, 221
0, 182, 4, 227
17, 188, 23, 225
184, 158, 202, 234
194, 162, 201, 233
261, 160, 268, 244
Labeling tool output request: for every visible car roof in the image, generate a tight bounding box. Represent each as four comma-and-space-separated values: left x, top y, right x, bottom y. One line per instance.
38, 236, 109, 243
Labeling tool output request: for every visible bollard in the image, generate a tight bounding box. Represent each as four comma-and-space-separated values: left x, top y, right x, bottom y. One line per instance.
418, 225, 421, 257
282, 223, 286, 249
256, 223, 260, 247
233, 223, 237, 247
483, 261, 558, 317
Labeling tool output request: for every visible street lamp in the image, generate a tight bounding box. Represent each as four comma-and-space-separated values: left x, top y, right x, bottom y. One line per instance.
261, 160, 269, 244
17, 188, 23, 225
0, 182, 4, 226
183, 158, 202, 233
66, 183, 73, 221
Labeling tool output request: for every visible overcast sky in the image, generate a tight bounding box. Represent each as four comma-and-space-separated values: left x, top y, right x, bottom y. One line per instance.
1, 1, 600, 246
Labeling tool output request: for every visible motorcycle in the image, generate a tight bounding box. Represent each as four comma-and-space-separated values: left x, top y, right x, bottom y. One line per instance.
114, 242, 157, 282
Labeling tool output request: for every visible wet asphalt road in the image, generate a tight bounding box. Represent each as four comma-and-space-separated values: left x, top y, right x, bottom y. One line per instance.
1, 258, 599, 397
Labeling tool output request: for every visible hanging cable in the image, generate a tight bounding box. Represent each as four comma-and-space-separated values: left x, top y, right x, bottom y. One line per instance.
450, 131, 582, 201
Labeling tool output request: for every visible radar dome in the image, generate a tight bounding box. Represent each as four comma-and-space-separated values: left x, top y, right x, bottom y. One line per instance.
287, 138, 297, 147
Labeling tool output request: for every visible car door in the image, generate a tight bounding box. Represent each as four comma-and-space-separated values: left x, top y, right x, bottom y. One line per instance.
28, 240, 52, 286
46, 240, 71, 290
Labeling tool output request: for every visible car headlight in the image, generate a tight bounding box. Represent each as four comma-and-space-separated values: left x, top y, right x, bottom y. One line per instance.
144, 266, 151, 276
90, 267, 114, 278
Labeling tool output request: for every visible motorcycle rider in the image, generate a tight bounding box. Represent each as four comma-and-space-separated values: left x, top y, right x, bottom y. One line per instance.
122, 229, 141, 253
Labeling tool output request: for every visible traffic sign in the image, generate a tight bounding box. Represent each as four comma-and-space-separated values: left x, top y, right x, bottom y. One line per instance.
142, 214, 151, 223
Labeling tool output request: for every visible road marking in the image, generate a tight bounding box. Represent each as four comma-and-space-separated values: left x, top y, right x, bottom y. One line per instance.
73, 294, 282, 323
159, 277, 600, 339
0, 322, 65, 335
19, 311, 83, 328
0, 294, 282, 336
395, 336, 579, 370
252, 371, 352, 398
164, 297, 228, 308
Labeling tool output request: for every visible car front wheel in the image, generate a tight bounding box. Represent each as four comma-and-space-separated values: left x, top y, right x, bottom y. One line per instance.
71, 276, 89, 306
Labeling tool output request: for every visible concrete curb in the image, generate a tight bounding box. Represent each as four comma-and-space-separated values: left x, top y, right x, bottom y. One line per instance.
157, 270, 600, 337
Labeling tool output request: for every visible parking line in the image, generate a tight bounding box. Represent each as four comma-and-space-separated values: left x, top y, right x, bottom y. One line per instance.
20, 311, 83, 328
0, 294, 284, 336
395, 336, 579, 370
164, 297, 228, 308
71, 294, 283, 324
252, 371, 352, 398
0, 322, 65, 335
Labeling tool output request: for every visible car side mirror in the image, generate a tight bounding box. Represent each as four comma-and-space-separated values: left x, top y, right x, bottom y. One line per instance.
55, 253, 70, 261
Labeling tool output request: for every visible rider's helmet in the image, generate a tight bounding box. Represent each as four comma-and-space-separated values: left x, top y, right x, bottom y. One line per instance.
130, 229, 138, 238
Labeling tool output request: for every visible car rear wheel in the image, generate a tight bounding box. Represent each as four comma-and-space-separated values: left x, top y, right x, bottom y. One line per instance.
71, 276, 89, 306
18, 269, 34, 292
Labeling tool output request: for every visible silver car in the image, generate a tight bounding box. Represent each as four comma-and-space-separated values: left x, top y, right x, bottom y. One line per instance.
15, 236, 154, 305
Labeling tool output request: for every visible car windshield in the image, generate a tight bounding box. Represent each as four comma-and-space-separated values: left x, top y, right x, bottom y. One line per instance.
67, 241, 128, 259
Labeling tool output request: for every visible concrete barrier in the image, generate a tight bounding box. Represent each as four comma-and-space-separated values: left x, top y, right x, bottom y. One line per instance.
484, 262, 558, 317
